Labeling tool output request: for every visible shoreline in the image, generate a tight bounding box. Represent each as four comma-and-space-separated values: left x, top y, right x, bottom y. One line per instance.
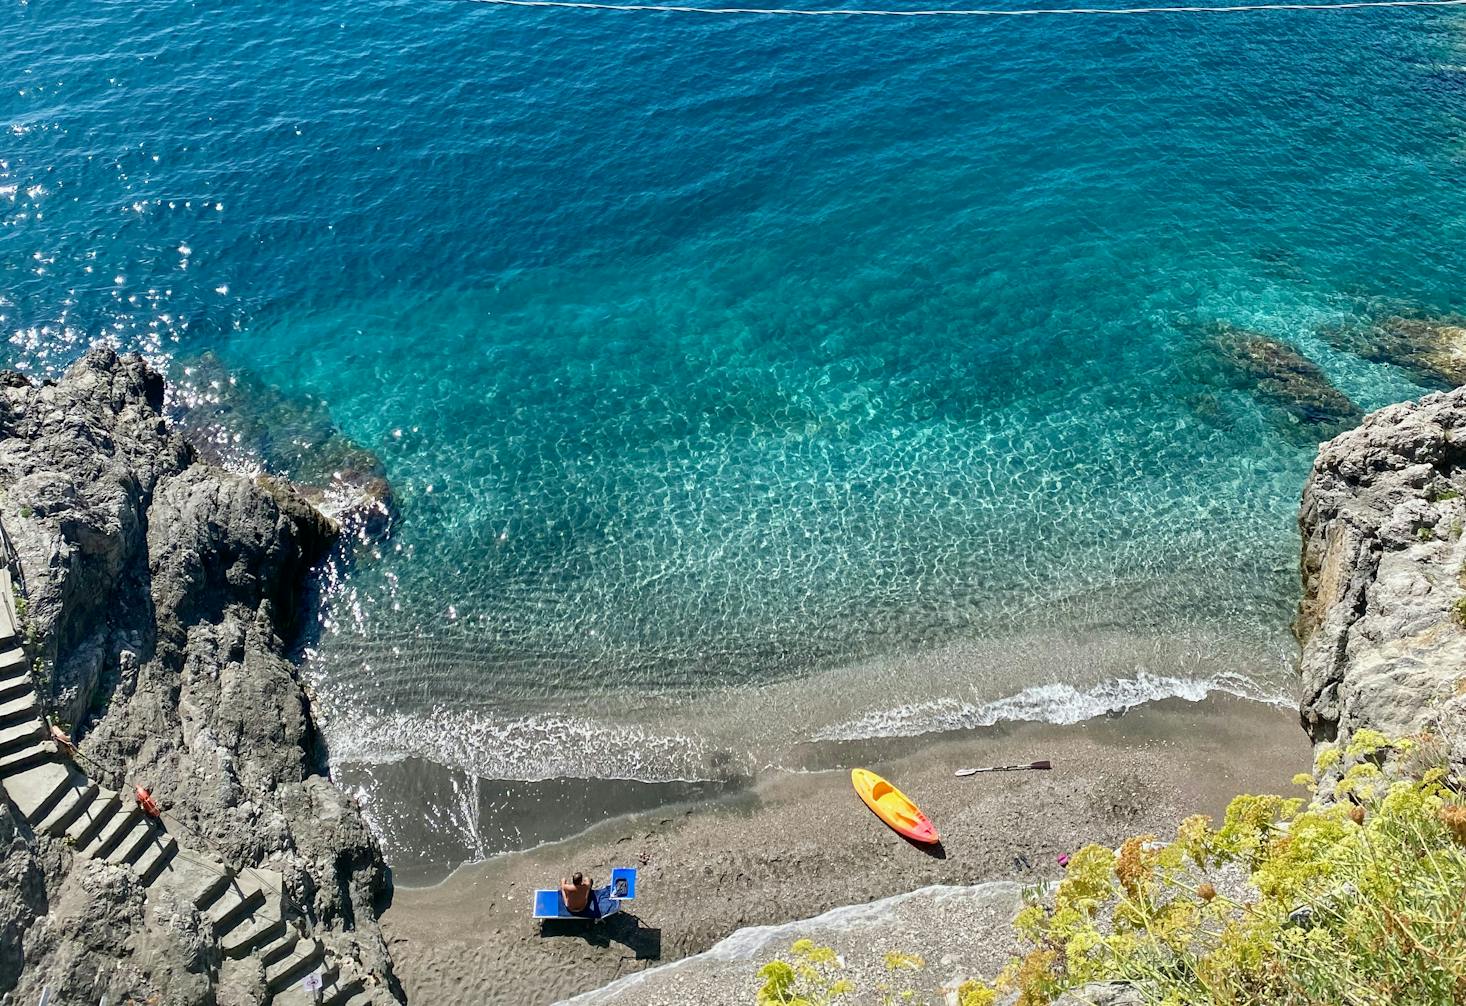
336, 625, 1298, 888
381, 689, 1295, 895
379, 692, 1309, 1005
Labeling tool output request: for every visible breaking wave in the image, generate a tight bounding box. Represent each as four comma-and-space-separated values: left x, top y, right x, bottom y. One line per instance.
812, 669, 1289, 742
321, 704, 736, 784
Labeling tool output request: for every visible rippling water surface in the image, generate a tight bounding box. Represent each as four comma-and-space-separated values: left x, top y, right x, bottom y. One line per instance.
5, 0, 1465, 873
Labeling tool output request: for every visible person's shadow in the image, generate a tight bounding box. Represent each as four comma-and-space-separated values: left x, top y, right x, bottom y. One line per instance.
539, 912, 662, 961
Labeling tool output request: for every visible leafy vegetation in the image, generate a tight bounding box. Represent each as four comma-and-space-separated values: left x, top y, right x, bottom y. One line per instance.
757, 940, 853, 1006
757, 733, 1465, 1006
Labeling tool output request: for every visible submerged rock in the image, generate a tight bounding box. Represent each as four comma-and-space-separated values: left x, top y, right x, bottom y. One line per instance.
170, 352, 396, 541
1296, 384, 1466, 782
1196, 325, 1362, 443
0, 348, 398, 1003
1323, 315, 1466, 389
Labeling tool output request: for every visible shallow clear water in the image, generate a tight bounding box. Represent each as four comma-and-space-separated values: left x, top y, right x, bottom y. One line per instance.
6, 0, 1465, 868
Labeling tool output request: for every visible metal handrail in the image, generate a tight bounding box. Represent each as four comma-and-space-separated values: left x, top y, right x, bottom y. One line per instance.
0, 513, 24, 596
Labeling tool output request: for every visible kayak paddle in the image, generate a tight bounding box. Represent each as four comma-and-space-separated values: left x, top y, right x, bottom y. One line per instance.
954, 759, 1052, 778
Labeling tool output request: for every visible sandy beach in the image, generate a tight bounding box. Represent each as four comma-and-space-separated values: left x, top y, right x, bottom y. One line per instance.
379, 694, 1309, 1005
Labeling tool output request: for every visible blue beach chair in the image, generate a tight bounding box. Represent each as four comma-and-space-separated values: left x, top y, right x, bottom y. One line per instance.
532, 867, 638, 921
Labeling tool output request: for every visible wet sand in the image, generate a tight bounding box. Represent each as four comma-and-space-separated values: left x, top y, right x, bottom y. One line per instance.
379, 695, 1309, 1005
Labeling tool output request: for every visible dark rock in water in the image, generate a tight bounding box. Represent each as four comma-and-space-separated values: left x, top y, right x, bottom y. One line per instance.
0, 348, 398, 1004
1296, 385, 1466, 787
170, 352, 396, 541
1322, 315, 1466, 389
1194, 324, 1362, 443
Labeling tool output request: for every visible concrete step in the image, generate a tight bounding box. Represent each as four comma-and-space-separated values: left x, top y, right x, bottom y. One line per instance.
0, 718, 44, 755
65, 788, 121, 848
4, 760, 72, 823
147, 845, 235, 909
105, 816, 160, 867
0, 691, 39, 727
220, 912, 287, 959
324, 980, 368, 1006
35, 774, 99, 836
0, 671, 33, 705
271, 977, 328, 1006
265, 936, 323, 994
321, 966, 368, 1006
272, 964, 367, 1006
80, 801, 142, 859
0, 651, 28, 687
133, 832, 179, 886
206, 875, 270, 936
0, 645, 26, 673
257, 930, 302, 968
187, 857, 237, 910
0, 738, 53, 778
217, 871, 287, 958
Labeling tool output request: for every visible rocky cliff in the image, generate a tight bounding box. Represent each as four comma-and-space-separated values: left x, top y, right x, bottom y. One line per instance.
0, 349, 397, 1004
1296, 385, 1466, 778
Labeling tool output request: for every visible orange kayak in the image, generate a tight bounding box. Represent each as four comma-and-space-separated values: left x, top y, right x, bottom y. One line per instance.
851, 768, 939, 844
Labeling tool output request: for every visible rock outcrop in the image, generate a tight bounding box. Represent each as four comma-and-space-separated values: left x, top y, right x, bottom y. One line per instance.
1323, 315, 1466, 390
169, 352, 395, 542
0, 348, 398, 1004
1295, 385, 1466, 779
1185, 323, 1362, 444
1213, 331, 1362, 437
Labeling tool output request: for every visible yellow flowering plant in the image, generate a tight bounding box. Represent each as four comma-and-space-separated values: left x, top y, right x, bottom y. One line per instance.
955, 734, 1466, 1005
757, 734, 1465, 1006
756, 939, 853, 1006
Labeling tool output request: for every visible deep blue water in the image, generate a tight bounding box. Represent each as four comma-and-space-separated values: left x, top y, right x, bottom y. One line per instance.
6, 0, 1466, 865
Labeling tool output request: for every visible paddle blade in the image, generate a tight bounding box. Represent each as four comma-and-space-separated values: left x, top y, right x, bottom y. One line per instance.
954, 759, 1053, 777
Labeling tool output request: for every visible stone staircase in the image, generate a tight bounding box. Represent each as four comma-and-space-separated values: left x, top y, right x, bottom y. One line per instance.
0, 570, 385, 1005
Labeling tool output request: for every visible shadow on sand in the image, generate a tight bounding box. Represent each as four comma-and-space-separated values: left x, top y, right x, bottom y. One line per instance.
904, 837, 947, 859
538, 912, 663, 961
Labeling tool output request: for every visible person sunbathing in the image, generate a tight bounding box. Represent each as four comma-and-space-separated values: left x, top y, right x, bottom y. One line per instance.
560, 872, 593, 914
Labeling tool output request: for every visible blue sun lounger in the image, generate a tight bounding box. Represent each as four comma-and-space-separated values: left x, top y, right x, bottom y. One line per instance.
533, 867, 638, 921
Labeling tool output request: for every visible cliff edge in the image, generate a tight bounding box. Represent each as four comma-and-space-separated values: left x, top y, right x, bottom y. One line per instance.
1297, 385, 1466, 777
0, 348, 397, 1004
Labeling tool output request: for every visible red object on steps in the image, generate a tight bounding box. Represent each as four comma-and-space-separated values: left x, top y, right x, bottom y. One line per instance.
135, 785, 161, 818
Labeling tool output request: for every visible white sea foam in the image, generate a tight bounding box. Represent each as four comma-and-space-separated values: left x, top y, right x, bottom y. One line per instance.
322, 704, 731, 784
812, 669, 1288, 742
318, 666, 1289, 788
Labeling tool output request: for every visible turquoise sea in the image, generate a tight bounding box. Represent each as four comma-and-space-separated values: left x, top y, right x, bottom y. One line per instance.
5, 0, 1465, 876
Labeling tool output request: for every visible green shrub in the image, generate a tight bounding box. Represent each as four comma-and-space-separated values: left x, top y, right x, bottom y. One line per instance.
759, 739, 1465, 1006
966, 746, 1464, 1005
757, 940, 852, 1005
